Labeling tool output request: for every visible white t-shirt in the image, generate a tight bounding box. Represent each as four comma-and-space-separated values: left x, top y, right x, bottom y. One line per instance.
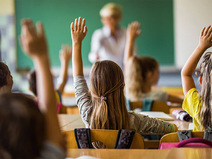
89, 26, 136, 69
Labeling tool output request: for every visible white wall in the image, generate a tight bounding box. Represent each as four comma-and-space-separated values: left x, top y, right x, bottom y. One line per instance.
174, 0, 212, 68
0, 0, 14, 15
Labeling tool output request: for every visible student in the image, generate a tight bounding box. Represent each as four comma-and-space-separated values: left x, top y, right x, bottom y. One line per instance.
181, 25, 212, 131
0, 62, 13, 94
28, 45, 71, 113
71, 17, 177, 133
0, 19, 65, 158
124, 22, 183, 104
88, 3, 136, 69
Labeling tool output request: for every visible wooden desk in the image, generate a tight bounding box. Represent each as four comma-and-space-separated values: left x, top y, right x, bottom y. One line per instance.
58, 114, 192, 131
67, 148, 212, 159
169, 119, 192, 131
58, 114, 85, 131
59, 114, 192, 149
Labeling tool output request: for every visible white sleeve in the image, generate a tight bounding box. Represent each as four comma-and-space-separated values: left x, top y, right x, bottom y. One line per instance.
88, 30, 102, 63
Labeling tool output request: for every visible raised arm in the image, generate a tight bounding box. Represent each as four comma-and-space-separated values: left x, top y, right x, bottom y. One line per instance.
124, 22, 141, 67
71, 17, 87, 76
57, 45, 72, 94
181, 26, 212, 95
20, 19, 63, 149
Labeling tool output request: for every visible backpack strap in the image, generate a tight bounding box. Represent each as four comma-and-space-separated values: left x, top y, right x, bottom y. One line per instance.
204, 127, 212, 142
114, 129, 135, 149
74, 128, 93, 149
177, 130, 192, 141
142, 99, 154, 111
126, 99, 131, 111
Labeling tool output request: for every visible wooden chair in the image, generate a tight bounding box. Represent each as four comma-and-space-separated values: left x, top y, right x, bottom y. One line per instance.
129, 101, 182, 114
64, 129, 144, 149
160, 131, 204, 143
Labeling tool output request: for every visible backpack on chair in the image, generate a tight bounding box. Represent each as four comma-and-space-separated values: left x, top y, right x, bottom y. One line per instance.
159, 130, 212, 149
74, 128, 135, 149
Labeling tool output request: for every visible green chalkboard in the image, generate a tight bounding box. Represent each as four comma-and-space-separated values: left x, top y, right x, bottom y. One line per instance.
15, 0, 174, 69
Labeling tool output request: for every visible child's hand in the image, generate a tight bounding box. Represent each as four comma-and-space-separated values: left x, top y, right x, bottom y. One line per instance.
127, 21, 141, 41
198, 25, 212, 49
59, 45, 72, 64
20, 19, 48, 58
71, 17, 87, 44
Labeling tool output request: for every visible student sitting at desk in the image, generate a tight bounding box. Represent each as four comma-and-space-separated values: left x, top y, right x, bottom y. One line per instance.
0, 19, 65, 159
181, 25, 212, 131
71, 17, 177, 134
124, 22, 183, 104
28, 45, 71, 113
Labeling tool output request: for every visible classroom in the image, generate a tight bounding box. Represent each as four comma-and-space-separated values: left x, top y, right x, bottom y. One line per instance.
0, 0, 212, 158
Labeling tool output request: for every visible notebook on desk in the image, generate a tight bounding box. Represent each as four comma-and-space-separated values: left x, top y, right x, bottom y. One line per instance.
139, 111, 175, 121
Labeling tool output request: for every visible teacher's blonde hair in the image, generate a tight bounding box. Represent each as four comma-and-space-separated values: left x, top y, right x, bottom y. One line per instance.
100, 3, 122, 18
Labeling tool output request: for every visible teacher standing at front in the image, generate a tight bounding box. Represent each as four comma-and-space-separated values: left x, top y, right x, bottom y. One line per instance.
89, 3, 136, 69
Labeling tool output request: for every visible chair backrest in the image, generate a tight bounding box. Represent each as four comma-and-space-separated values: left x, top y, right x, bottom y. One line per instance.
160, 131, 204, 143
64, 129, 144, 149
129, 101, 170, 114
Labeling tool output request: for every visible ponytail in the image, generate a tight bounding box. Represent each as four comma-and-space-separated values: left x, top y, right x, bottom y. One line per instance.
90, 100, 109, 129
90, 80, 124, 129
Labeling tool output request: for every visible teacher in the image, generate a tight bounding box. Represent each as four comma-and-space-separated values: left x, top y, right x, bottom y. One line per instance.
89, 3, 136, 69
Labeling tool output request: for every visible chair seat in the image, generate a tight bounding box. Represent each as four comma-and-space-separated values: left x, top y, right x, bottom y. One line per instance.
64, 129, 144, 149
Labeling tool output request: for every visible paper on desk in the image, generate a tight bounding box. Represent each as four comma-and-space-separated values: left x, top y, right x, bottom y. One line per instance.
188, 123, 194, 130
139, 111, 174, 121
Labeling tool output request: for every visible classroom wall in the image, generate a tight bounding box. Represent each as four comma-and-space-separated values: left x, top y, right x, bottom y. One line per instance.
0, 0, 14, 15
0, 0, 25, 91
174, 0, 212, 68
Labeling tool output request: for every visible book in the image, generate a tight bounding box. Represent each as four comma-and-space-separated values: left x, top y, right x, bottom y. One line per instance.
139, 111, 174, 121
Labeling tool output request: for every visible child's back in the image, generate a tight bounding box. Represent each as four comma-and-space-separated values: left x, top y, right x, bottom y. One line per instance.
181, 25, 212, 131
0, 19, 65, 159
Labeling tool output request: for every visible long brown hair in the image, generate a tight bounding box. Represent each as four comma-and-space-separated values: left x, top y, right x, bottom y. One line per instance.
0, 93, 45, 159
125, 56, 158, 101
199, 52, 212, 129
89, 60, 129, 130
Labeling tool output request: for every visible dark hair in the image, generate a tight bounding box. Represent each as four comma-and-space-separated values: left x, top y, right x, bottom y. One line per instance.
0, 93, 45, 159
28, 70, 37, 96
199, 52, 212, 129
0, 62, 9, 88
125, 56, 159, 100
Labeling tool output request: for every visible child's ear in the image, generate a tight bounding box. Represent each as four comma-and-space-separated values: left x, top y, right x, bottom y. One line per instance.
198, 76, 202, 85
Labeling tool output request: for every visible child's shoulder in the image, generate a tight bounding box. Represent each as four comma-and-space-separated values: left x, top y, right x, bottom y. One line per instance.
142, 89, 168, 102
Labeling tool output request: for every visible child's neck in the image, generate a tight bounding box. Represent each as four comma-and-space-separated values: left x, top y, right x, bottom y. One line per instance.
141, 83, 152, 93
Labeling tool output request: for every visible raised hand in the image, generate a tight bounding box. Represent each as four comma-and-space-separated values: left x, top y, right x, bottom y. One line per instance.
59, 45, 72, 64
199, 25, 212, 49
58, 45, 72, 94
20, 19, 48, 58
127, 21, 141, 41
71, 17, 87, 44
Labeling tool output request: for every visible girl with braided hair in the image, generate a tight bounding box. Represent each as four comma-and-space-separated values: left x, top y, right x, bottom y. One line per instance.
71, 17, 177, 133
